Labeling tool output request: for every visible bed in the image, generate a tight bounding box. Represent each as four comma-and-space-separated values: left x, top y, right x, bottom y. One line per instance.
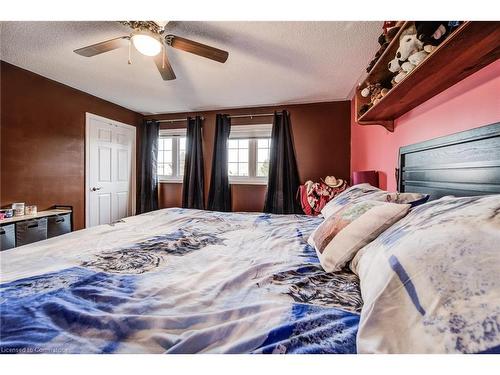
0, 209, 361, 354
1, 122, 499, 354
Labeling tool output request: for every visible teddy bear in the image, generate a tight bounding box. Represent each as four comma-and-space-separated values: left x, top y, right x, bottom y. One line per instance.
360, 82, 390, 103
371, 88, 389, 105
358, 82, 390, 116
415, 21, 462, 48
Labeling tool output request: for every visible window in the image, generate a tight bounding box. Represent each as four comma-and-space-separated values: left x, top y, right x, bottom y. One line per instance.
228, 124, 272, 184
158, 129, 186, 182
228, 139, 249, 177
158, 137, 173, 177
256, 138, 271, 177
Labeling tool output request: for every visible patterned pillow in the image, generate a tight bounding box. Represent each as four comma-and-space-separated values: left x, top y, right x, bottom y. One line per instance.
321, 183, 429, 219
320, 184, 385, 219
309, 200, 410, 272
353, 195, 500, 353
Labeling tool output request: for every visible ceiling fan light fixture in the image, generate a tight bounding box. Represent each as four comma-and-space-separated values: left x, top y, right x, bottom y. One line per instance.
131, 31, 162, 56
74, 22, 229, 81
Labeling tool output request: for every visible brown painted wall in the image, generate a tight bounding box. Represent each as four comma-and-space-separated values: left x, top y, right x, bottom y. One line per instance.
147, 101, 351, 212
0, 61, 143, 230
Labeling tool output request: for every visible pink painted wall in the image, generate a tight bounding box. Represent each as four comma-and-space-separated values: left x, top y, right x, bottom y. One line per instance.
351, 59, 500, 191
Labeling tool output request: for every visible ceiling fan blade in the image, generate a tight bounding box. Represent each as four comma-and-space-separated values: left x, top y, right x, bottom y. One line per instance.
154, 47, 176, 80
74, 36, 130, 57
166, 35, 228, 63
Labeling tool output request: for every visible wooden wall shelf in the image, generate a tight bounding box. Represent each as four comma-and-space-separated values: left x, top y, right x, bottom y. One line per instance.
355, 21, 500, 132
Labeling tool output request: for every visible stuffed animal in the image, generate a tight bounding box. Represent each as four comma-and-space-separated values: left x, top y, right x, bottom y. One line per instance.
392, 59, 423, 84
424, 45, 437, 53
395, 33, 423, 61
388, 57, 401, 73
408, 50, 428, 66
358, 103, 372, 116
387, 30, 423, 76
382, 21, 398, 36
401, 61, 415, 73
415, 21, 462, 47
360, 83, 382, 99
393, 71, 407, 85
366, 21, 404, 73
415, 21, 445, 46
372, 88, 389, 105
387, 24, 438, 85
359, 82, 390, 115
383, 21, 405, 41
358, 83, 379, 117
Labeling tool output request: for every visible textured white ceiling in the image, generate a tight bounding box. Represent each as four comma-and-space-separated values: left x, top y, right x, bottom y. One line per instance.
0, 21, 381, 114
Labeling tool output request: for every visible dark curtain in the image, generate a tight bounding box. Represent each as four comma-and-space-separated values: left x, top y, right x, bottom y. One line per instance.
264, 110, 301, 214
182, 116, 205, 209
137, 119, 159, 213
207, 114, 232, 211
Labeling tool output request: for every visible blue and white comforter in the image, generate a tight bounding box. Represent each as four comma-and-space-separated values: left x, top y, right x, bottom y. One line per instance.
0, 209, 360, 354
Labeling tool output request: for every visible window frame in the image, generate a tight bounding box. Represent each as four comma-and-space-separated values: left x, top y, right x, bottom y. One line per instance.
228, 124, 272, 185
158, 128, 187, 183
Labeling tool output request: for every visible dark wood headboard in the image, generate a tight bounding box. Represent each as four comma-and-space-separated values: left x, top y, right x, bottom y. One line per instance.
398, 122, 500, 200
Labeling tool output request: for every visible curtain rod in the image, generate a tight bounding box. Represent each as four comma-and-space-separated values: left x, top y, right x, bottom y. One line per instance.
157, 117, 205, 124
227, 112, 283, 119
156, 111, 283, 123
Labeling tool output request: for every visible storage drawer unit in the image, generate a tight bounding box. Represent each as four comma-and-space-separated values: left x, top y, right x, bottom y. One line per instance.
47, 213, 72, 238
0, 224, 16, 251
0, 207, 72, 248
16, 218, 48, 247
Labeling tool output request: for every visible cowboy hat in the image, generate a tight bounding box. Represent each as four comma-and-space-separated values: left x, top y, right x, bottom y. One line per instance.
322, 176, 345, 188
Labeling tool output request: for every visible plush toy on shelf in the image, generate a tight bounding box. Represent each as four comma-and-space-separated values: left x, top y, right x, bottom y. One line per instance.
415, 21, 462, 48
366, 21, 404, 73
360, 83, 390, 105
358, 21, 463, 118
387, 22, 463, 85
383, 21, 403, 40
358, 81, 391, 116
387, 25, 431, 85
360, 82, 381, 98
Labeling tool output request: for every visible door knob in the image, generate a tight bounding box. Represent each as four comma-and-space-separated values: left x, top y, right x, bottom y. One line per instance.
91, 187, 102, 191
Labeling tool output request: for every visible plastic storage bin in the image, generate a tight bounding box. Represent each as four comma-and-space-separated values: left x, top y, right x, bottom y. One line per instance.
16, 218, 48, 247
47, 214, 72, 238
0, 224, 16, 251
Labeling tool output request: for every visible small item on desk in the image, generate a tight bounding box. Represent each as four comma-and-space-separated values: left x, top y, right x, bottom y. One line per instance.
12, 203, 25, 217
0, 211, 5, 220
1, 209, 14, 219
25, 205, 37, 216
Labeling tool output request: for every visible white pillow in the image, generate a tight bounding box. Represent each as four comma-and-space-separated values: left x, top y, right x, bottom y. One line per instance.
321, 183, 429, 219
354, 195, 500, 353
308, 200, 410, 272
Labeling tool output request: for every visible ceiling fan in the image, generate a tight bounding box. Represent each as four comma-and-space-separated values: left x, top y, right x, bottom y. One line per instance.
73, 21, 229, 80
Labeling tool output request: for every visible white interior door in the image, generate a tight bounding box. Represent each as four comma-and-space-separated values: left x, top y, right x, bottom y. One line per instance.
86, 113, 136, 228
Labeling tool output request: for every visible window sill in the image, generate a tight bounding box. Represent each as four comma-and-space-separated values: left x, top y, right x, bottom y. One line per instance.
159, 179, 183, 184
229, 178, 268, 186
159, 179, 268, 186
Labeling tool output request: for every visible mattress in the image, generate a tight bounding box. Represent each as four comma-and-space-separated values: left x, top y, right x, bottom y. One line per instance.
0, 208, 361, 354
